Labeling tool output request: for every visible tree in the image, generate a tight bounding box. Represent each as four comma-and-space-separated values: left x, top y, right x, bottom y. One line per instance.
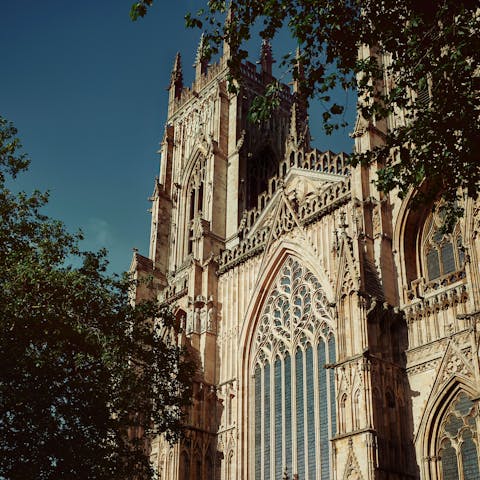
131, 0, 479, 228
0, 116, 194, 480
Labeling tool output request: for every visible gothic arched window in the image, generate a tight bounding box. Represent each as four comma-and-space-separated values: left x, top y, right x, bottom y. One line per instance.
339, 394, 347, 434
185, 155, 206, 256
179, 451, 190, 479
437, 392, 480, 479
247, 147, 277, 210
422, 209, 464, 283
226, 451, 234, 480
252, 257, 336, 480
353, 390, 361, 430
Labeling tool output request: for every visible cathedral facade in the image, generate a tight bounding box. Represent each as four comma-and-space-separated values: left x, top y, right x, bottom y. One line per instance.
130, 40, 480, 480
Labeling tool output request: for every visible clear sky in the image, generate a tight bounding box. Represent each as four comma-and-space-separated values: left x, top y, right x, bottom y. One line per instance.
0, 1, 355, 274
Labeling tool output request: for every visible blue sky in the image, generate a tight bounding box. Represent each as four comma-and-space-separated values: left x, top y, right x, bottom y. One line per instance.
1, 1, 354, 274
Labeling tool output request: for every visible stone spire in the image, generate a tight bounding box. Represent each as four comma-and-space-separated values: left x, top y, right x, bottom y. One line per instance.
287, 49, 310, 151
169, 52, 183, 99
292, 47, 305, 95
195, 33, 209, 78
222, 3, 235, 59
290, 47, 309, 146
168, 53, 183, 116
259, 39, 274, 76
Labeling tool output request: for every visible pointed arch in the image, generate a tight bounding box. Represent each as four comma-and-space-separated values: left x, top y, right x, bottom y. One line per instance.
394, 188, 470, 304
239, 251, 336, 480
177, 148, 208, 259
226, 449, 235, 480
333, 233, 359, 302
181, 146, 209, 187
393, 189, 432, 294
239, 241, 334, 356
237, 244, 335, 478
246, 144, 279, 210
179, 450, 190, 479
417, 377, 480, 479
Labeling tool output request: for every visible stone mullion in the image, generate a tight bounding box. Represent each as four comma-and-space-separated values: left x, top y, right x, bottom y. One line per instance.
326, 338, 334, 480
291, 350, 298, 475
302, 347, 309, 480
457, 446, 464, 480
313, 341, 322, 480
281, 356, 286, 479
269, 356, 275, 480
261, 367, 265, 480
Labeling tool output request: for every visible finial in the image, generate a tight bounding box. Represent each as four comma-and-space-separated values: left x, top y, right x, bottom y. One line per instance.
292, 47, 305, 94
222, 3, 235, 59
339, 210, 348, 237
171, 52, 182, 77
286, 46, 310, 148
289, 102, 298, 143
195, 33, 209, 76
169, 52, 183, 98
195, 33, 206, 64
259, 39, 274, 76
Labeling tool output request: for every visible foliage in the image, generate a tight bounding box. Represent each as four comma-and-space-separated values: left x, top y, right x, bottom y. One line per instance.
131, 0, 479, 227
0, 117, 194, 480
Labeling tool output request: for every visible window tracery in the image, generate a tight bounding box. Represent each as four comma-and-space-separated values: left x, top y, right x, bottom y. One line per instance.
185, 155, 206, 256
252, 257, 336, 480
436, 391, 480, 479
422, 209, 464, 283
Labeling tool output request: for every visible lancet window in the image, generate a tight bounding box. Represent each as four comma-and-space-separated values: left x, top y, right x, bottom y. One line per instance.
252, 257, 336, 480
185, 156, 206, 255
247, 147, 277, 210
436, 391, 480, 479
422, 209, 464, 283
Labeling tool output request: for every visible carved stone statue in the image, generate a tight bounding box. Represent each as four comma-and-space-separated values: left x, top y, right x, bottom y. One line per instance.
186, 308, 194, 333
207, 305, 216, 333
200, 305, 207, 332
194, 308, 201, 332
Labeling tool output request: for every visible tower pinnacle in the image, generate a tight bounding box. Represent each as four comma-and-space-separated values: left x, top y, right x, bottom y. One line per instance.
195, 33, 209, 77
292, 47, 305, 95
169, 52, 183, 98
168, 53, 183, 116
259, 39, 274, 76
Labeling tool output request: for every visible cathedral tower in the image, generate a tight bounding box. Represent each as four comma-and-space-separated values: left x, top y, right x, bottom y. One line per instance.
131, 38, 480, 480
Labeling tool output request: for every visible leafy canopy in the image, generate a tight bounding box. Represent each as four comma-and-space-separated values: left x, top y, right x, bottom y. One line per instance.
0, 116, 193, 480
131, 0, 479, 228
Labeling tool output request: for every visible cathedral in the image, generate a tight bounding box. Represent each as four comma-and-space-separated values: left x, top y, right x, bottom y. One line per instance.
130, 36, 480, 480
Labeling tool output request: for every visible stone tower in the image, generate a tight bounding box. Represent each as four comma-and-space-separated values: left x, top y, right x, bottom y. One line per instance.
131, 40, 480, 480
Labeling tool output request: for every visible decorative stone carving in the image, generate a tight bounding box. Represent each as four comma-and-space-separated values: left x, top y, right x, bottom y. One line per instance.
207, 304, 216, 333
342, 440, 365, 480
253, 256, 334, 366
218, 176, 351, 274
194, 308, 201, 333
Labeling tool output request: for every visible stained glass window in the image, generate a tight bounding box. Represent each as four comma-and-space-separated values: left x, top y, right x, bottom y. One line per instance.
422, 209, 464, 282
296, 348, 305, 479
274, 358, 282, 480
318, 339, 330, 479
255, 366, 261, 480
306, 346, 316, 479
252, 257, 335, 479
441, 439, 459, 480
265, 364, 271, 479
437, 391, 479, 479
285, 354, 292, 475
